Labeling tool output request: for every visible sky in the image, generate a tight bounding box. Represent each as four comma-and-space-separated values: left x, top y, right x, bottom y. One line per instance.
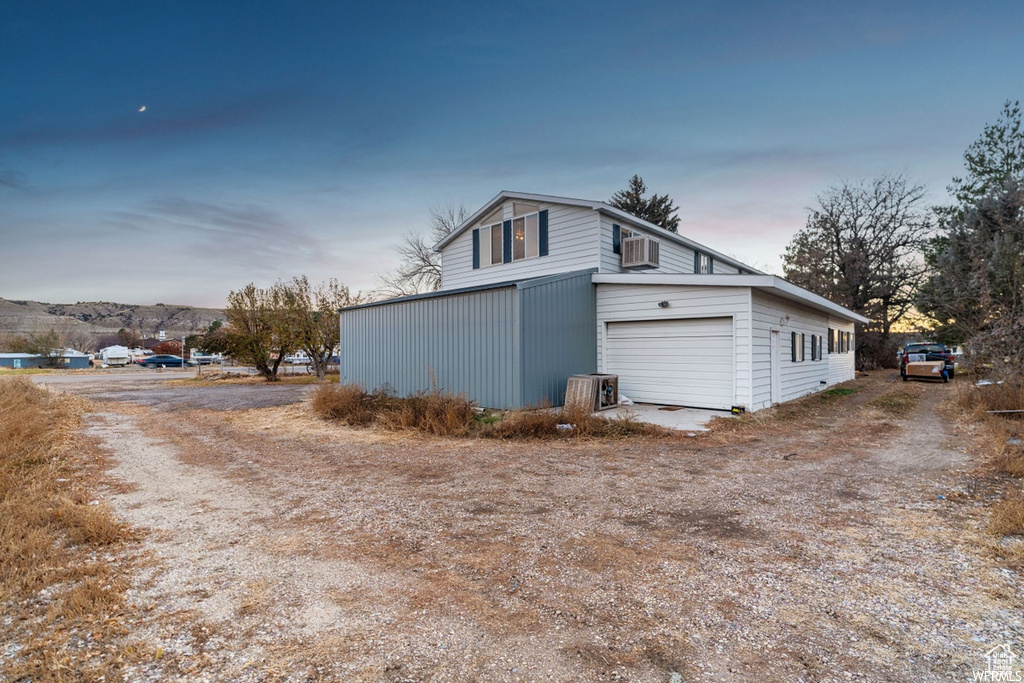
1, 1, 1022, 308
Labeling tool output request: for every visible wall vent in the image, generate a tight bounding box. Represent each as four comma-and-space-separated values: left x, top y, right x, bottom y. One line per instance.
621, 236, 660, 268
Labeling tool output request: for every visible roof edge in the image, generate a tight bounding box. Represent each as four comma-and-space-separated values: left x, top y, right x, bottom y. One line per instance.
433, 190, 761, 275
592, 273, 870, 324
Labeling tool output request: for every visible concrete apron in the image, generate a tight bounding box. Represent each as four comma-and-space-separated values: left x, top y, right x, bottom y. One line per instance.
598, 402, 734, 432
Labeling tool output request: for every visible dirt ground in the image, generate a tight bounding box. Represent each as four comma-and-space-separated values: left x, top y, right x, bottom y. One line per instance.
45, 371, 1024, 681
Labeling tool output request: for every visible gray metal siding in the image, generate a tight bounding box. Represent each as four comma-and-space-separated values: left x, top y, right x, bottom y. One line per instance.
338, 270, 597, 410
519, 271, 597, 406
339, 286, 520, 409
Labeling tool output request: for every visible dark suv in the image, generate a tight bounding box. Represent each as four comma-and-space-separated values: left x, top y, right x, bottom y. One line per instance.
900, 342, 955, 382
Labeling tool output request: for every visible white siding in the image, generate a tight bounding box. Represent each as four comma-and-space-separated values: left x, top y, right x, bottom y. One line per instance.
597, 216, 695, 274
440, 201, 599, 290
750, 290, 830, 410
827, 317, 856, 385
596, 216, 745, 275
605, 318, 734, 409
596, 284, 752, 409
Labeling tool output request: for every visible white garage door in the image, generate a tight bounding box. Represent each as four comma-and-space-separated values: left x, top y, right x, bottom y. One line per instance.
606, 317, 734, 410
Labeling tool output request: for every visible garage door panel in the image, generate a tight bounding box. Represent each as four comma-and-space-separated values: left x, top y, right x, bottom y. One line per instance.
606, 318, 733, 410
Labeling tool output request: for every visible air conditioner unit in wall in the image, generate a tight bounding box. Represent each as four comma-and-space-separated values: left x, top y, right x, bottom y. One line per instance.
621, 235, 660, 268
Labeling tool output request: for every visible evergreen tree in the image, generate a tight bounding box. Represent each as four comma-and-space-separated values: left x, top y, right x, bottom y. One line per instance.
609, 175, 680, 232
917, 100, 1024, 370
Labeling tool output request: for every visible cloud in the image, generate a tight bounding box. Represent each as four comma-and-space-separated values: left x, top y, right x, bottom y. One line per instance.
109, 196, 334, 277
3, 90, 297, 148
0, 169, 26, 190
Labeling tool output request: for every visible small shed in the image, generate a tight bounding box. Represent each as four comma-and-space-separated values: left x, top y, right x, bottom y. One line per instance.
338, 270, 597, 409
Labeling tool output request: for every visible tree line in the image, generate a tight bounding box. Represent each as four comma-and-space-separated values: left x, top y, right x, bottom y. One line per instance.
784, 100, 1023, 372
200, 276, 363, 381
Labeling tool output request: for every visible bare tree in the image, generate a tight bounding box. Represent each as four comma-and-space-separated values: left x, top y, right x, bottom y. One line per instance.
783, 174, 932, 368
378, 202, 467, 296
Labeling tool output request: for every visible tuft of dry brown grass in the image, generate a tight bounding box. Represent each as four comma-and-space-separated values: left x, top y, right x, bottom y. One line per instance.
312, 383, 477, 436
989, 487, 1024, 536
0, 377, 135, 682
312, 384, 665, 439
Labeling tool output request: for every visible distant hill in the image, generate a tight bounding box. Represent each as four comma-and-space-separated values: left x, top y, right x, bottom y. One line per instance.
0, 298, 225, 350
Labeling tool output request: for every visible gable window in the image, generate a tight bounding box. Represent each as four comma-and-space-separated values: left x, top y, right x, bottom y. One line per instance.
472, 209, 548, 269
476, 223, 504, 267
695, 251, 713, 274
611, 224, 636, 254
513, 214, 539, 260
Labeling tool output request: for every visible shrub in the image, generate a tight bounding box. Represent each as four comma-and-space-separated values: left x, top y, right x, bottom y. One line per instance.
312, 383, 476, 436
990, 487, 1024, 536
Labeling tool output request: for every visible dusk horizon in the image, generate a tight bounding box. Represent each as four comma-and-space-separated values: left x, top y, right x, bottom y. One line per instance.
2, 1, 1021, 308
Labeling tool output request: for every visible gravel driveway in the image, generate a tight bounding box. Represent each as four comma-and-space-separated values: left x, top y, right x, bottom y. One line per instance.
61, 372, 1023, 681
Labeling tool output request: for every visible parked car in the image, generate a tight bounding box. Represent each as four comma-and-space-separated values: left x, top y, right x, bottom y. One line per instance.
137, 354, 187, 368
900, 342, 955, 382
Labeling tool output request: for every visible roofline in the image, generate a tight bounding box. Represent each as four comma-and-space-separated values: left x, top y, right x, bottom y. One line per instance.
433, 190, 761, 275
591, 273, 871, 324
339, 269, 597, 312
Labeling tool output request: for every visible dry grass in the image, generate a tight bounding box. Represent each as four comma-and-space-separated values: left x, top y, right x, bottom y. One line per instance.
990, 487, 1024, 536
312, 384, 666, 439
312, 383, 476, 436
868, 386, 920, 416
483, 403, 667, 439
0, 377, 135, 682
955, 380, 1024, 479
951, 377, 1024, 548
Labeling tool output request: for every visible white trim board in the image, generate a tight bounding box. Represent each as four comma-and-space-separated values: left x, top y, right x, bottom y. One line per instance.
591, 273, 870, 324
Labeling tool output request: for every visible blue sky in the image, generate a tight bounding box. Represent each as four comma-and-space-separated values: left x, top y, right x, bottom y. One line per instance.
1, 1, 1021, 307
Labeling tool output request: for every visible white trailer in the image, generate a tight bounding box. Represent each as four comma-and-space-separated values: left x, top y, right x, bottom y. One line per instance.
99, 345, 132, 367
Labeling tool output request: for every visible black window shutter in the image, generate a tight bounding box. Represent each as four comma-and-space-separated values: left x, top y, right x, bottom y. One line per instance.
791, 331, 797, 362
502, 220, 512, 263
828, 329, 834, 353
708, 257, 714, 274
612, 224, 621, 254
539, 210, 549, 257
694, 252, 700, 274
472, 229, 480, 269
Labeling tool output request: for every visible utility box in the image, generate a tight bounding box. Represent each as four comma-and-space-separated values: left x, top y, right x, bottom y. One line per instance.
565, 374, 619, 411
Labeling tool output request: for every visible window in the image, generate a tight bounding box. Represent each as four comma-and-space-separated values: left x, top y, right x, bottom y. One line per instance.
477, 223, 503, 267
791, 331, 805, 362
831, 329, 852, 353
694, 251, 713, 274
472, 209, 548, 269
811, 334, 822, 361
612, 224, 634, 254
513, 214, 539, 260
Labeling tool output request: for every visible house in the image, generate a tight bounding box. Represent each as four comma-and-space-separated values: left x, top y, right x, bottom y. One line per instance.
339, 191, 868, 411
0, 349, 91, 369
